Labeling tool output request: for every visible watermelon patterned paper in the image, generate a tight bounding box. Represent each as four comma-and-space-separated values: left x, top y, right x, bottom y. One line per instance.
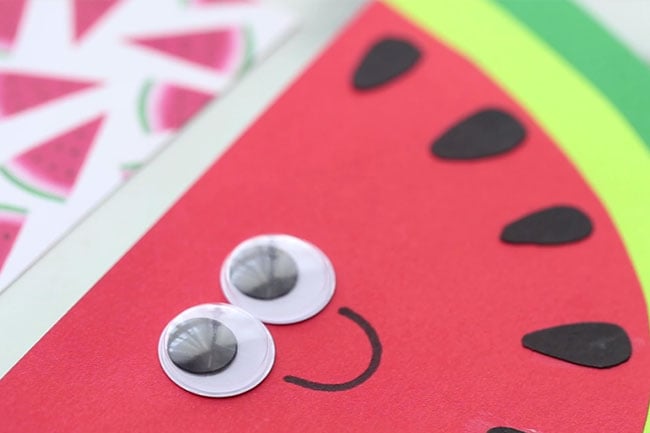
0, 0, 295, 291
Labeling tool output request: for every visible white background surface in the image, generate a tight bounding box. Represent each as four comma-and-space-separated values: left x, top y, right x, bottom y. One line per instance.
0, 0, 295, 291
0, 0, 647, 378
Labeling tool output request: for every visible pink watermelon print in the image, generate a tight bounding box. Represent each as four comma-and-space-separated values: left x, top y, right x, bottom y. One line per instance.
73, 0, 121, 42
129, 27, 250, 74
138, 81, 215, 133
0, 0, 26, 53
120, 161, 143, 180
186, 0, 252, 5
0, 117, 104, 202
0, 72, 97, 119
0, 204, 26, 273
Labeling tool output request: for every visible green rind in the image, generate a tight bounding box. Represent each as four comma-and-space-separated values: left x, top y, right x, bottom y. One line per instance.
384, 0, 650, 428
0, 166, 65, 203
0, 203, 27, 215
120, 161, 143, 171
137, 80, 154, 133
495, 0, 650, 152
236, 26, 255, 78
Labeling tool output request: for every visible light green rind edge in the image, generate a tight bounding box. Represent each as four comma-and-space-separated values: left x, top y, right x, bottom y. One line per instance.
0, 203, 27, 215
0, 166, 64, 203
137, 79, 154, 133
384, 0, 650, 428
120, 161, 144, 171
236, 25, 255, 79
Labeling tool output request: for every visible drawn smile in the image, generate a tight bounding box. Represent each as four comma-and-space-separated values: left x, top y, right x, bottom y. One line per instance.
283, 307, 383, 392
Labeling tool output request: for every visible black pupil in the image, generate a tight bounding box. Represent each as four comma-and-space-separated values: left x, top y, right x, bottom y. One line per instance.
229, 245, 299, 300
167, 317, 238, 375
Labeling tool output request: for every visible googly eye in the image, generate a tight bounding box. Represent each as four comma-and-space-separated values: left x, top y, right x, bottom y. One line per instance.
221, 234, 336, 324
158, 303, 275, 397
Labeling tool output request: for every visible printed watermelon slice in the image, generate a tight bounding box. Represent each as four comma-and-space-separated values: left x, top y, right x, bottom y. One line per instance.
1, 117, 103, 202
185, 0, 252, 5
120, 161, 143, 180
0, 204, 26, 273
128, 27, 250, 74
137, 80, 215, 133
0, 0, 26, 53
73, 0, 121, 42
0, 72, 97, 119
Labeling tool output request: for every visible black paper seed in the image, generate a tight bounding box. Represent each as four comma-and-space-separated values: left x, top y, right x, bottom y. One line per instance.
487, 428, 525, 433
501, 205, 593, 245
167, 318, 238, 374
432, 109, 525, 159
353, 37, 421, 90
522, 322, 631, 368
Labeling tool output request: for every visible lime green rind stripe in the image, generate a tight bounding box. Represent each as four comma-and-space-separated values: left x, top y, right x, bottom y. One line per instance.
496, 0, 650, 152
0, 166, 65, 203
0, 203, 27, 215
137, 80, 153, 133
384, 0, 650, 428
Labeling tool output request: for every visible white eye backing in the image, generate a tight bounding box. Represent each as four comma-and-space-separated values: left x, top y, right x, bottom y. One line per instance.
158, 303, 275, 397
221, 234, 336, 324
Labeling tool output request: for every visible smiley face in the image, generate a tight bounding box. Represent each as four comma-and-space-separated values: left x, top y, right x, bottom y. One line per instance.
151, 4, 648, 431
158, 234, 383, 397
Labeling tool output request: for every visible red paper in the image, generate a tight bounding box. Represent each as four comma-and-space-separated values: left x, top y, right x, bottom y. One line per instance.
1, 3, 648, 432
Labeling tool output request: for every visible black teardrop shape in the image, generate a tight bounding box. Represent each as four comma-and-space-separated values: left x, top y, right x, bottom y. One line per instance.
501, 205, 592, 245
432, 109, 525, 159
522, 322, 632, 368
487, 428, 525, 433
353, 37, 421, 90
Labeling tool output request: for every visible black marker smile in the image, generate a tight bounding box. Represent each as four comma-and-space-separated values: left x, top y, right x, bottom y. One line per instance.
284, 307, 382, 392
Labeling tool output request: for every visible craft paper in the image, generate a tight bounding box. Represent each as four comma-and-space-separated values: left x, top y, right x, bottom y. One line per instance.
0, 0, 294, 291
1, 2, 649, 432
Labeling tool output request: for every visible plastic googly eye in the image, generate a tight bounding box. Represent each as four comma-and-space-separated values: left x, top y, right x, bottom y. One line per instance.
158, 303, 275, 397
221, 234, 336, 324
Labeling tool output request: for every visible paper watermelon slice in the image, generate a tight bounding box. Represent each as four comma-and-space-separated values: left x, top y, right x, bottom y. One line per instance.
73, 0, 121, 42
0, 204, 26, 273
0, 0, 26, 53
0, 72, 97, 119
1, 2, 649, 433
0, 117, 103, 202
137, 80, 215, 133
128, 27, 250, 74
